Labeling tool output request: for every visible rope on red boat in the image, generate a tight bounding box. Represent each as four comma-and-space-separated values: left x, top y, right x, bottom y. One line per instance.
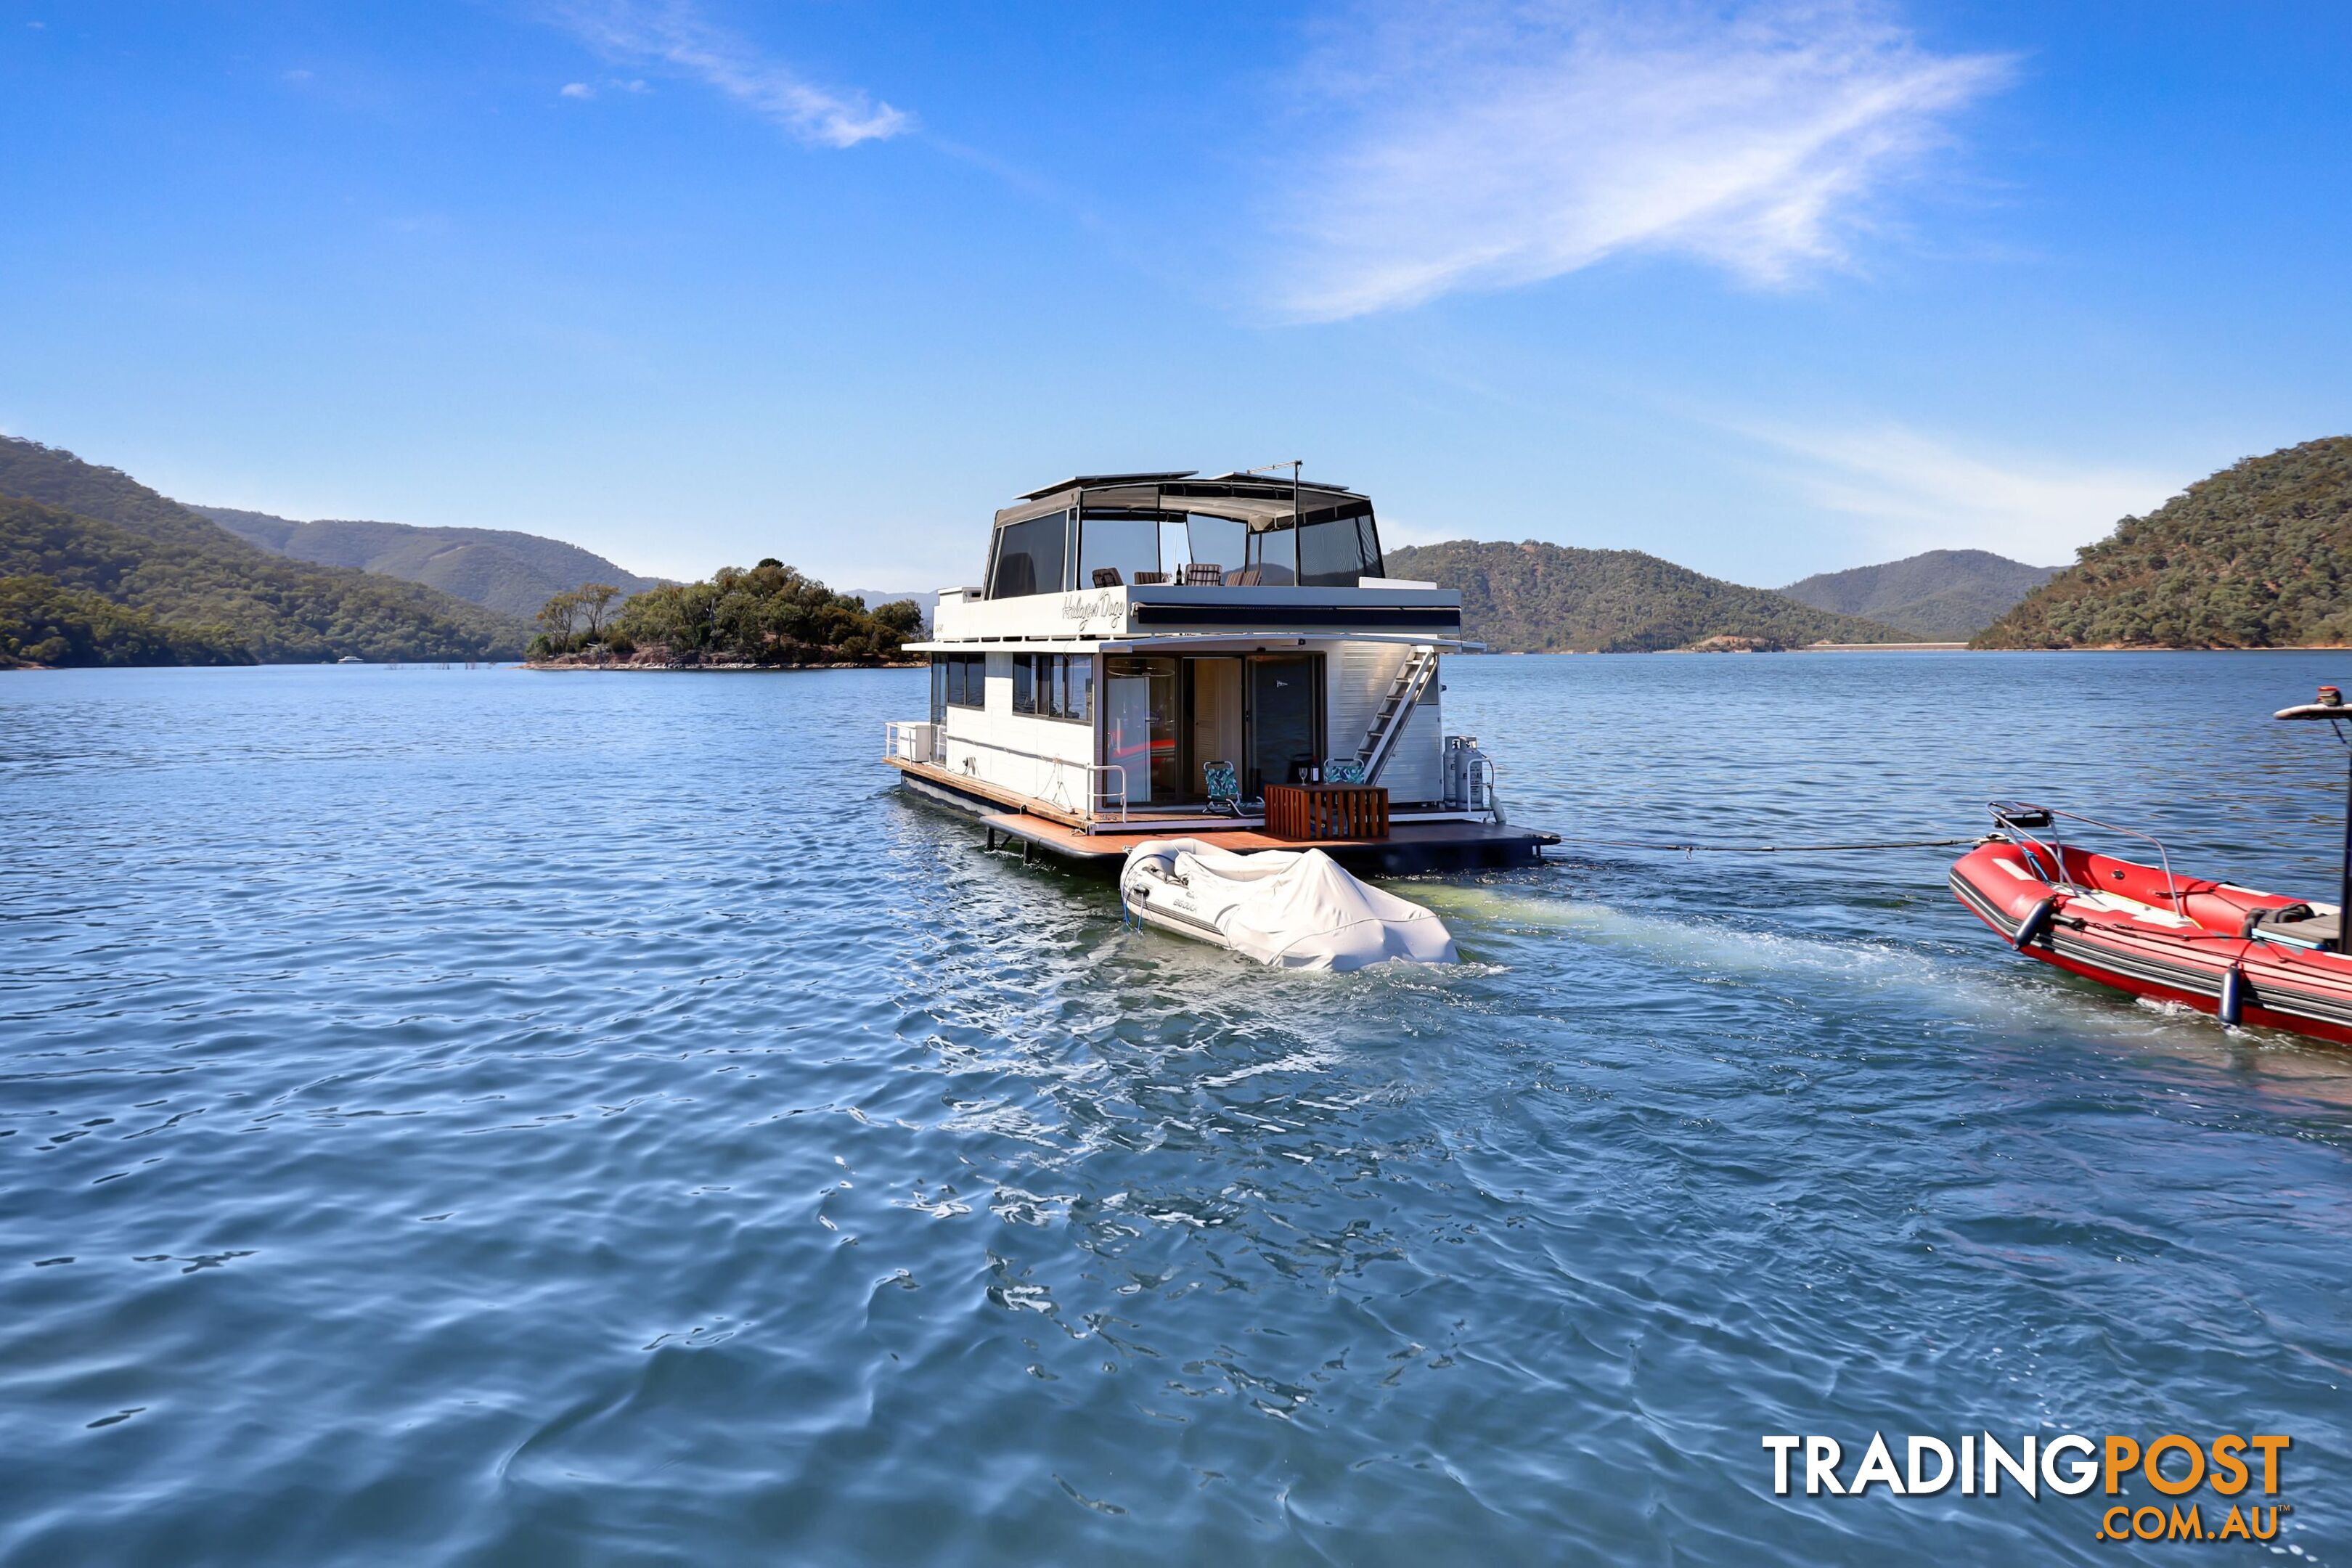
1551, 835, 1977, 856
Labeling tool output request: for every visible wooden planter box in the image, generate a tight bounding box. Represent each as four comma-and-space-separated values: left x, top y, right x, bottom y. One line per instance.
1265, 783, 1390, 841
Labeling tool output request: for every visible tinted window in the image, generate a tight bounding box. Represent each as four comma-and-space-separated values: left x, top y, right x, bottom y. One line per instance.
990, 511, 1066, 599
943, 653, 983, 708
1013, 653, 1037, 714
1298, 514, 1375, 587
1183, 515, 1246, 579
1066, 656, 1093, 722
1077, 515, 1160, 587
1249, 526, 1297, 585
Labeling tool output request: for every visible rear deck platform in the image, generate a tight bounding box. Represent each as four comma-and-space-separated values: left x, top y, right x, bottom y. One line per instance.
889, 756, 1553, 873
976, 811, 1553, 875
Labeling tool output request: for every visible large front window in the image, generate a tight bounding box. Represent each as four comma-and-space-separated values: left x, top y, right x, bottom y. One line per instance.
1297, 507, 1384, 586
1076, 515, 1160, 587
985, 499, 1384, 595
1246, 505, 1383, 587
1246, 526, 1298, 585
988, 510, 1067, 598
1183, 515, 1247, 580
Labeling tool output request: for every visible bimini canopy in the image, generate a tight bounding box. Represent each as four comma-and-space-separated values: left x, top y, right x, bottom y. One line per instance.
984, 470, 1386, 598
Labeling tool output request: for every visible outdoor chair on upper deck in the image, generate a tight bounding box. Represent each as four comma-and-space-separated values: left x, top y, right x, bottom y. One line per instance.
1223, 567, 1262, 586
1181, 563, 1224, 586
1090, 568, 1124, 587
1132, 571, 1169, 585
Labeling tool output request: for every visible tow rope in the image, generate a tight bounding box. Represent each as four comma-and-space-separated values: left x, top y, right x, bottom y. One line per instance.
1549, 835, 1977, 857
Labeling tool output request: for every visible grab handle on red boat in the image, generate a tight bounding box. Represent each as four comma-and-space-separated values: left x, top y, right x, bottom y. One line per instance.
2014, 897, 2057, 951
1986, 801, 2180, 910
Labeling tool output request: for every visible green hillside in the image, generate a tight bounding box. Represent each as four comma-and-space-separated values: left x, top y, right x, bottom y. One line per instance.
1383, 539, 1910, 651
1977, 437, 2352, 648
0, 574, 246, 668
197, 506, 656, 621
1780, 549, 2059, 640
0, 438, 528, 663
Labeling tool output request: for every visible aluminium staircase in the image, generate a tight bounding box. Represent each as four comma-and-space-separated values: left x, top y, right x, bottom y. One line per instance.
1354, 645, 1439, 784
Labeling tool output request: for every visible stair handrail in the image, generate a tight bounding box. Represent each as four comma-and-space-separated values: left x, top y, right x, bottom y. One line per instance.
1359, 645, 1438, 783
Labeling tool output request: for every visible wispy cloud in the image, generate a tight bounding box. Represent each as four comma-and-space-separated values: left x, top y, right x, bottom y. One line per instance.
1736, 420, 2180, 565
544, 0, 910, 148
1268, 0, 2010, 320
560, 81, 595, 99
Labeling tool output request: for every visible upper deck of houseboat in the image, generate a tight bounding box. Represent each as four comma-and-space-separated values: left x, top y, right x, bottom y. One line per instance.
924, 469, 1463, 640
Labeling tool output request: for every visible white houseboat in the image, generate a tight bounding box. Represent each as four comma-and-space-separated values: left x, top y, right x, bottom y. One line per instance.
884, 470, 1553, 873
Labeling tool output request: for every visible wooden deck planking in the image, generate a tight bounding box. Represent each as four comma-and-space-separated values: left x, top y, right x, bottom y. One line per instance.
975, 810, 1554, 871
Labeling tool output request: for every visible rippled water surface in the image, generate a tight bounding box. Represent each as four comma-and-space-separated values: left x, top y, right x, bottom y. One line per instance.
4, 655, 2349, 1564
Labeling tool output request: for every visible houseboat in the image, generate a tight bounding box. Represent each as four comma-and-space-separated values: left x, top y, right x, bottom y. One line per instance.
883, 470, 1554, 873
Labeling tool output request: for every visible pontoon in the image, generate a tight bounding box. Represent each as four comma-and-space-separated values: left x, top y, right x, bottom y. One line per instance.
883, 469, 1554, 873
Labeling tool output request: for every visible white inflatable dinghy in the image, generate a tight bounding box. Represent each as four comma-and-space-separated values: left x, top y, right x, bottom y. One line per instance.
1118, 837, 1458, 971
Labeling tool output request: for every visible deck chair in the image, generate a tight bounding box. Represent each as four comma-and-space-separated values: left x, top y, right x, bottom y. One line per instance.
1090, 567, 1124, 587
1132, 571, 1169, 585
1223, 567, 1262, 586
1182, 563, 1223, 586
1204, 759, 1244, 817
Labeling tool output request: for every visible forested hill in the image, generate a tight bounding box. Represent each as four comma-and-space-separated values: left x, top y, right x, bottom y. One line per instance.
196, 506, 656, 621
1779, 550, 2059, 641
1977, 437, 2352, 648
0, 437, 528, 666
1383, 539, 1910, 652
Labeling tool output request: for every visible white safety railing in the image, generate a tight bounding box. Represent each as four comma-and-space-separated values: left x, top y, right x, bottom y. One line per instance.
1463, 752, 1497, 814
1053, 760, 1130, 825
887, 722, 1130, 824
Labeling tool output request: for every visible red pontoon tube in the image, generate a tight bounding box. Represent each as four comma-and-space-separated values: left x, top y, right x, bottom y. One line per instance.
1953, 688, 2352, 1045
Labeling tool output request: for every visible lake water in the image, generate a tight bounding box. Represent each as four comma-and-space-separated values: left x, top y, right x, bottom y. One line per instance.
3, 654, 2348, 1564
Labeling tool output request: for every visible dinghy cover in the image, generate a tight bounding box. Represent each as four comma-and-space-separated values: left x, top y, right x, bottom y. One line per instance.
1119, 838, 1458, 971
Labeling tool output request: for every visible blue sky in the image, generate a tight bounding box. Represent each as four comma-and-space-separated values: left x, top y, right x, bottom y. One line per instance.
5, 1, 2350, 592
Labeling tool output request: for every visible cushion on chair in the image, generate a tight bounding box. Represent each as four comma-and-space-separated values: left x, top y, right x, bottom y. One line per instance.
1323, 759, 1367, 784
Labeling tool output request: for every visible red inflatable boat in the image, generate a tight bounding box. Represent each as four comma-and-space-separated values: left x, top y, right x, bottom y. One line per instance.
1951, 804, 2352, 1044
1955, 689, 2352, 1044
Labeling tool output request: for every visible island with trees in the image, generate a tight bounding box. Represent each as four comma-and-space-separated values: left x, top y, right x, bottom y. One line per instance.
526, 560, 923, 668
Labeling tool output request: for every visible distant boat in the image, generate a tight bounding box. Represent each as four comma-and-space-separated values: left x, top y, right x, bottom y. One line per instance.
337, 656, 364, 664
